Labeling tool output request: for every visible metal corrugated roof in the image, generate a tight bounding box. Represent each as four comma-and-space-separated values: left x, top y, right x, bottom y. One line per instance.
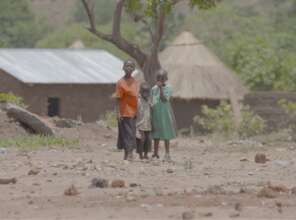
0, 49, 125, 84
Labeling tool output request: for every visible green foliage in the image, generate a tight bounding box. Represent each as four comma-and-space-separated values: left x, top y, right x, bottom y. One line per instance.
185, 0, 296, 91
101, 111, 117, 128
74, 0, 116, 25
0, 135, 79, 150
0, 0, 49, 47
278, 99, 296, 140
279, 99, 296, 117
194, 101, 265, 138
0, 93, 26, 108
35, 24, 131, 59
195, 102, 235, 138
125, 0, 218, 15
239, 106, 266, 138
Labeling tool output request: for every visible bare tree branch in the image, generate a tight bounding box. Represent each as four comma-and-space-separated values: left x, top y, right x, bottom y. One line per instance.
81, 0, 147, 67
112, 0, 124, 39
81, 0, 112, 41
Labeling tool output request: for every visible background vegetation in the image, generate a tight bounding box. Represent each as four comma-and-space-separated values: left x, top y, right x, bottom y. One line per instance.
1, 0, 296, 91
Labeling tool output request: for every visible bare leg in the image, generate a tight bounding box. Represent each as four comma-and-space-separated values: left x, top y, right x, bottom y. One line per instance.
138, 131, 145, 159
165, 140, 170, 155
124, 149, 128, 160
164, 140, 172, 161
153, 139, 160, 159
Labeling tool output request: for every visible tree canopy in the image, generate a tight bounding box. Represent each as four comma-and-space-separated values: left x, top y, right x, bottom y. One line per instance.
0, 0, 48, 48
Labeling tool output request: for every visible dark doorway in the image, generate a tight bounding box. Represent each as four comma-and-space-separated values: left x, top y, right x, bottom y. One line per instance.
48, 97, 60, 117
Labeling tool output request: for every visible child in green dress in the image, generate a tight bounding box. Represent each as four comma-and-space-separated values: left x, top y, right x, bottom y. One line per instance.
151, 70, 177, 161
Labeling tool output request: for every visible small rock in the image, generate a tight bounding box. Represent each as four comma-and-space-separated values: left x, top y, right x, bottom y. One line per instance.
198, 212, 213, 217
239, 187, 247, 193
28, 168, 40, 176
28, 200, 34, 205
0, 148, 7, 155
240, 157, 248, 162
0, 178, 17, 185
126, 195, 136, 202
52, 172, 58, 176
166, 168, 174, 174
257, 187, 277, 198
234, 202, 242, 211
268, 183, 289, 193
129, 183, 139, 188
206, 185, 225, 194
111, 180, 125, 188
255, 153, 267, 164
291, 187, 296, 195
229, 211, 240, 218
64, 184, 79, 196
90, 178, 109, 188
275, 201, 283, 214
182, 211, 195, 220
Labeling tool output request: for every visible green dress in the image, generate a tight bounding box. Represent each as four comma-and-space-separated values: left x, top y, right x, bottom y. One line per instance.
151, 85, 177, 140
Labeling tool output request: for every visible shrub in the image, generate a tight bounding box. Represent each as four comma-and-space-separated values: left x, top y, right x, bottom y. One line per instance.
194, 101, 265, 138
101, 111, 117, 128
239, 105, 266, 138
278, 99, 296, 140
0, 93, 26, 108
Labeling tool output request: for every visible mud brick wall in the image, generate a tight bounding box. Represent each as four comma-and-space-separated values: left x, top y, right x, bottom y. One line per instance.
244, 92, 296, 131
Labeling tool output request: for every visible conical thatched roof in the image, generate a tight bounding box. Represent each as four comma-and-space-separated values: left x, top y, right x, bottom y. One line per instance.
160, 32, 247, 100
69, 40, 85, 49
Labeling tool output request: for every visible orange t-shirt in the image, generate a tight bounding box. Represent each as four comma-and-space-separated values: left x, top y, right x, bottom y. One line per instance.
115, 77, 138, 118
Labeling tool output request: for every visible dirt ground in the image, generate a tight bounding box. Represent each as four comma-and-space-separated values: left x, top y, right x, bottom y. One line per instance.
0, 120, 296, 220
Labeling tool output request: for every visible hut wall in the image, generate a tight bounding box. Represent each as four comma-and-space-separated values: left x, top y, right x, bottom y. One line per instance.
171, 98, 220, 130
0, 70, 24, 95
244, 92, 296, 131
22, 84, 116, 122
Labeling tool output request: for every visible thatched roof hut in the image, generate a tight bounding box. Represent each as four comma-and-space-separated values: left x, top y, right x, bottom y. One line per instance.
159, 31, 247, 130
160, 31, 247, 100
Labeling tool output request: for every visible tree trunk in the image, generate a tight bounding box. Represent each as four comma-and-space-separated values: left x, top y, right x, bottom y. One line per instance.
142, 53, 161, 85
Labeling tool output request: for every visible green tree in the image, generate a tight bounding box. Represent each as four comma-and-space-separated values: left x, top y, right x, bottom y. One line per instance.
74, 0, 116, 25
80, 0, 219, 84
36, 24, 136, 60
0, 0, 48, 47
184, 0, 296, 91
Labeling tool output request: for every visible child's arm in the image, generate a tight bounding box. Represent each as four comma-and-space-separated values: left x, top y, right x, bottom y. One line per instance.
159, 86, 168, 102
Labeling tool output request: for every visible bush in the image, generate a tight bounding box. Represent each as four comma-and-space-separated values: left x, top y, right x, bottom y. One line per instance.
0, 93, 26, 108
239, 105, 266, 138
194, 101, 265, 138
101, 111, 117, 128
278, 99, 296, 140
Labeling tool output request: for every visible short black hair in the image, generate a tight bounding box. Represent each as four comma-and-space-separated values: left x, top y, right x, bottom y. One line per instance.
123, 60, 136, 67
140, 82, 150, 92
156, 69, 168, 81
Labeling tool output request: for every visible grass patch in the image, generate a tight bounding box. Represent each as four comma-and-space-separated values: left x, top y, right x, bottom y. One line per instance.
0, 93, 27, 108
0, 135, 79, 150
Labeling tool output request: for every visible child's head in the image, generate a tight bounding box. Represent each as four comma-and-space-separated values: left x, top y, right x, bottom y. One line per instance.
140, 82, 150, 99
123, 60, 136, 77
156, 69, 168, 84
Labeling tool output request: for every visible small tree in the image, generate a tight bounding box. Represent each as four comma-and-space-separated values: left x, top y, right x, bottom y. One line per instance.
81, 0, 219, 84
